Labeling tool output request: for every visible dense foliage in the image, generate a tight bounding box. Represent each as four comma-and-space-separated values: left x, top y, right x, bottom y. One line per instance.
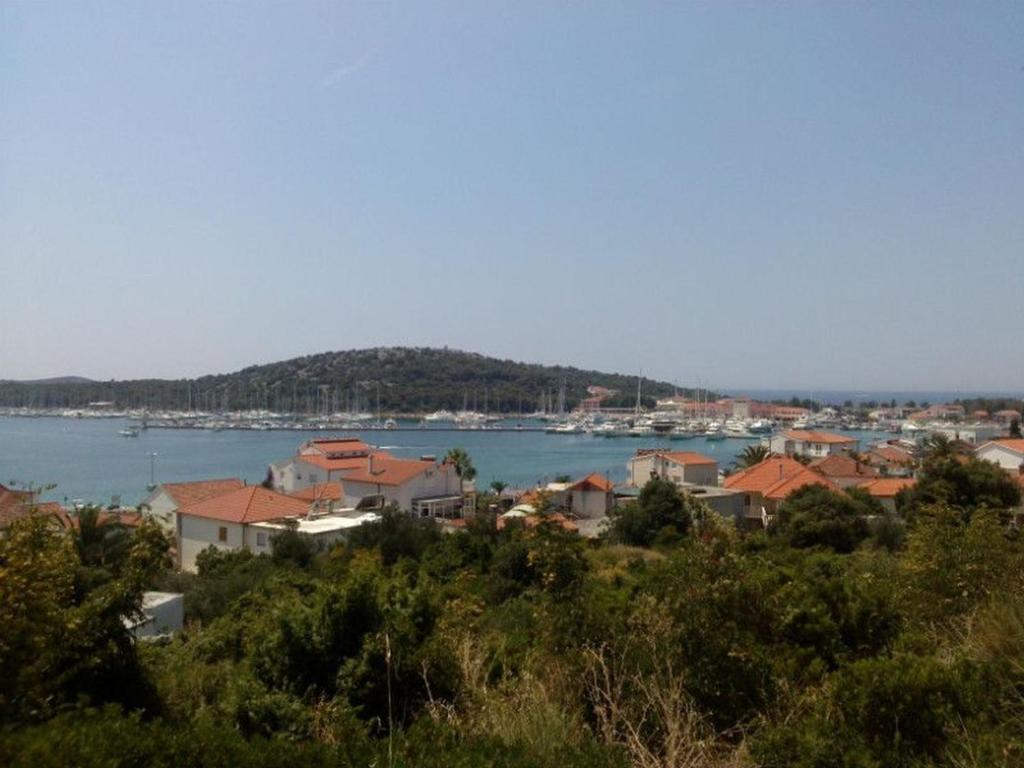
3, 449, 1024, 767
0, 347, 689, 413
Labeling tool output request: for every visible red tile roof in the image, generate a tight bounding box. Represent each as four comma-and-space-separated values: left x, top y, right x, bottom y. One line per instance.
810, 454, 878, 479
298, 453, 372, 472
160, 478, 245, 507
570, 473, 614, 492
783, 430, 858, 445
859, 477, 916, 498
300, 438, 371, 457
0, 484, 65, 528
990, 439, 1024, 454
288, 482, 345, 502
724, 457, 809, 494
179, 486, 311, 524
660, 451, 718, 467
764, 468, 839, 501
341, 456, 442, 487
871, 446, 916, 466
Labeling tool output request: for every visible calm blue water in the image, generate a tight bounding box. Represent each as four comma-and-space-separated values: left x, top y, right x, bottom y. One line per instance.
0, 417, 882, 507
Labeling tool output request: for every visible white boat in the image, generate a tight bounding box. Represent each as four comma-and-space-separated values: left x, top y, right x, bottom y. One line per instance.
546, 421, 586, 434
668, 426, 697, 440
384, 418, 398, 430
425, 410, 457, 422
118, 426, 139, 437
703, 422, 726, 440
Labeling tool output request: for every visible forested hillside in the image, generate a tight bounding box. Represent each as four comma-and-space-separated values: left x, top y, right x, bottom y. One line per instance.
0, 347, 690, 413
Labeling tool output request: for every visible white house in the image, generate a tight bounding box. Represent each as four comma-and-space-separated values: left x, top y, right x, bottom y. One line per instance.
929, 423, 1003, 445
271, 438, 466, 518
176, 485, 313, 571
141, 478, 244, 534
975, 439, 1024, 473
627, 450, 719, 487
566, 473, 615, 519
125, 592, 184, 639
769, 430, 859, 459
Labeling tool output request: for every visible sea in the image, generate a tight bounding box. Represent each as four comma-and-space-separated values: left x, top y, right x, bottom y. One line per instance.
0, 417, 887, 507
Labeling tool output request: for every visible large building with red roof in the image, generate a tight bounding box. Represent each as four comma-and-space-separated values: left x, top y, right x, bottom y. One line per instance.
769, 430, 859, 459
627, 449, 719, 487
270, 437, 466, 519
142, 477, 246, 533
724, 456, 840, 523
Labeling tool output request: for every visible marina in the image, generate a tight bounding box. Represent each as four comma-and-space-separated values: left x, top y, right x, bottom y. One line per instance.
0, 413, 885, 508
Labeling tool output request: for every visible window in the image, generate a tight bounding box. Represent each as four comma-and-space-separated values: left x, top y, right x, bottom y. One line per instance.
309, 473, 319, 484
256, 532, 267, 547
218, 526, 228, 543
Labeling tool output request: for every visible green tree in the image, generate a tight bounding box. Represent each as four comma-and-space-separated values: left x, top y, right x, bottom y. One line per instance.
608, 478, 692, 547
489, 480, 508, 496
738, 444, 770, 468
444, 448, 477, 482
1010, 417, 1022, 438
775, 485, 871, 553
903, 453, 1020, 518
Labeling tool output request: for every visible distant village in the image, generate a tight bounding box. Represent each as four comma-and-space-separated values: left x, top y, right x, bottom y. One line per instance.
3, 392, 1023, 608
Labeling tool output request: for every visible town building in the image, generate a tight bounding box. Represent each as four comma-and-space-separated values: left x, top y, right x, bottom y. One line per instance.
927, 423, 1003, 445
565, 473, 615, 518
768, 430, 859, 459
809, 454, 878, 489
858, 478, 916, 514
627, 449, 718, 487
974, 439, 1024, 473
0, 483, 64, 531
862, 445, 917, 477
724, 456, 840, 524
141, 477, 245, 534
270, 437, 467, 518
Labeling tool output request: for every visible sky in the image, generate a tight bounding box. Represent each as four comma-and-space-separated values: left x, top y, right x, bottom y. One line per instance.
2, 2, 1022, 391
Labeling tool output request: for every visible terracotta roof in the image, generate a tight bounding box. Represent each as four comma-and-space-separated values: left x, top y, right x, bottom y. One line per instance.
288, 482, 345, 502
783, 430, 858, 445
724, 457, 809, 494
810, 454, 878, 479
660, 451, 718, 467
859, 477, 916, 498
764, 468, 839, 501
340, 456, 441, 487
300, 438, 371, 457
988, 439, 1024, 455
570, 473, 614, 492
179, 486, 311, 524
0, 485, 66, 528
297, 453, 377, 472
871, 446, 916, 465
160, 478, 245, 507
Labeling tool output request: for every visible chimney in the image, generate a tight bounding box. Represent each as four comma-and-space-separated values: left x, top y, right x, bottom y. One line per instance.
368, 453, 375, 475
779, 463, 783, 479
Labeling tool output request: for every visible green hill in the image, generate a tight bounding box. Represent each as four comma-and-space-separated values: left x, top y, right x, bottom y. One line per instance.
0, 347, 701, 414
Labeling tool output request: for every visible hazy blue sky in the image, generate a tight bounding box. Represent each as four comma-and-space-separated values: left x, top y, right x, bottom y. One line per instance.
2, 2, 1022, 390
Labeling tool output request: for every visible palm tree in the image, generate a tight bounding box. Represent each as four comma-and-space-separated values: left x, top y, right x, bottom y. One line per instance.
72, 505, 129, 569
738, 445, 770, 468
490, 480, 508, 496
444, 448, 477, 482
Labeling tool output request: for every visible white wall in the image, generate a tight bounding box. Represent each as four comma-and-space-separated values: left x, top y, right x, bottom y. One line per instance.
571, 490, 611, 519
178, 515, 244, 572
343, 466, 460, 512
142, 489, 178, 534
976, 444, 1024, 472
